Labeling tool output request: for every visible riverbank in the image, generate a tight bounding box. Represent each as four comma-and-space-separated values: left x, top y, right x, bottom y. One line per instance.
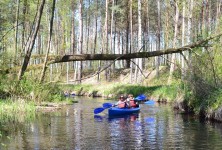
60, 82, 222, 122
1, 67, 222, 122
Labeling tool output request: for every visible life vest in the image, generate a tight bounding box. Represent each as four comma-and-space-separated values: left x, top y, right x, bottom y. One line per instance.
118, 101, 126, 108
130, 100, 137, 107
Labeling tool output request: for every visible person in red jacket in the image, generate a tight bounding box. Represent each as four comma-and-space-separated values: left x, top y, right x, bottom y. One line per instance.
115, 95, 127, 108
127, 94, 138, 108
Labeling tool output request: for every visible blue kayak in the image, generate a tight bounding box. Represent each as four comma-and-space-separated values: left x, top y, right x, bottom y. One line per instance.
108, 107, 140, 116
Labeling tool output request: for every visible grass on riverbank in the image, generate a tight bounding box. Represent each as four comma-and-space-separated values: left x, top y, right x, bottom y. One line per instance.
60, 80, 183, 102
0, 76, 76, 122
0, 100, 36, 122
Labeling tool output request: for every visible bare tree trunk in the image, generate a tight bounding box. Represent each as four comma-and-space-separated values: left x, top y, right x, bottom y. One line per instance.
71, 2, 76, 54
181, 1, 186, 80
156, 0, 161, 78
77, 0, 83, 83
86, 0, 90, 54
104, 0, 109, 81
22, 0, 27, 51
14, 0, 20, 65
168, 1, 179, 84
137, 0, 143, 83
125, 1, 130, 68
216, 0, 221, 28
117, 31, 121, 68
71, 0, 76, 81
93, 0, 98, 54
18, 0, 46, 80
110, 0, 114, 55
187, 0, 193, 68
40, 0, 56, 83
130, 0, 133, 83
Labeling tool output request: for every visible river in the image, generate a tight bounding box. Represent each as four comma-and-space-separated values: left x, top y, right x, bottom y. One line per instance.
1, 97, 222, 149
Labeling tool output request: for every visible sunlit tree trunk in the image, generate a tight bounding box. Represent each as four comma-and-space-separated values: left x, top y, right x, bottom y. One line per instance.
104, 0, 109, 81
21, 0, 27, 51
14, 0, 20, 65
181, 1, 186, 80
71, 0, 76, 81
156, 0, 161, 78
40, 0, 56, 83
130, 0, 133, 83
77, 0, 83, 83
137, 0, 143, 83
216, 0, 221, 29
86, 0, 90, 54
18, 0, 46, 80
93, 0, 98, 54
168, 1, 179, 84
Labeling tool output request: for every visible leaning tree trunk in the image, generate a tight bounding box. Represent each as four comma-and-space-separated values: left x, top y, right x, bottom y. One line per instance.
18, 0, 45, 80
40, 0, 56, 83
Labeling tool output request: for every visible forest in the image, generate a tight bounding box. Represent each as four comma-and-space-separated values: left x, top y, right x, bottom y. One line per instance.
1, 0, 222, 121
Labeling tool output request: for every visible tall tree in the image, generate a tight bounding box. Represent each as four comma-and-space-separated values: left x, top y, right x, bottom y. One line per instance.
156, 0, 161, 78
18, 0, 46, 80
71, 0, 76, 81
130, 0, 133, 83
40, 0, 56, 83
14, 0, 20, 64
181, 1, 186, 80
77, 0, 83, 83
104, 0, 109, 81
136, 0, 143, 83
168, 0, 179, 84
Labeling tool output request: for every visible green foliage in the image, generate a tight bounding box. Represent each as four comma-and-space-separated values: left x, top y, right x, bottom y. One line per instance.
182, 37, 222, 114
62, 82, 183, 102
0, 73, 65, 103
204, 88, 222, 110
0, 100, 36, 123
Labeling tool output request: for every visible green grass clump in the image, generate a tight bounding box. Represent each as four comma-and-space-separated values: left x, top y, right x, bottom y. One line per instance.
0, 100, 36, 123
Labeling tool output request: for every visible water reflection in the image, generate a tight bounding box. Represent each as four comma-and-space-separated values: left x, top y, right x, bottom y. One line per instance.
1, 97, 222, 149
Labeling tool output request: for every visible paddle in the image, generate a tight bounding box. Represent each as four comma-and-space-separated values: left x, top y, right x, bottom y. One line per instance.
134, 94, 155, 105
94, 107, 105, 114
144, 100, 155, 105
134, 94, 147, 101
103, 103, 113, 108
94, 102, 113, 114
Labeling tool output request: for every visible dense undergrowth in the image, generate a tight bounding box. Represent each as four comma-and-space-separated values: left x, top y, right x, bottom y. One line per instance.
0, 74, 70, 122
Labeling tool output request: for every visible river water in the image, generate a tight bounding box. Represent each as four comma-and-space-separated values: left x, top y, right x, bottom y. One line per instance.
1, 97, 222, 149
